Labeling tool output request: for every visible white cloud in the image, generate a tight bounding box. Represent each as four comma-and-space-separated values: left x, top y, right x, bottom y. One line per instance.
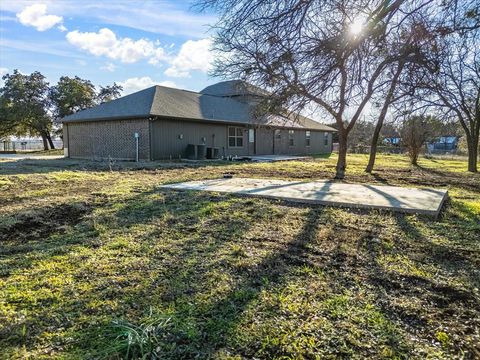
16, 4, 63, 31
118, 77, 178, 95
165, 38, 213, 78
101, 62, 116, 72
0, 67, 8, 76
66, 28, 168, 64
57, 24, 67, 32
3, 1, 216, 38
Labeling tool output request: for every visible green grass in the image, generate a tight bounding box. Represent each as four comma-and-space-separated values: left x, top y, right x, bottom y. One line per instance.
0, 154, 479, 359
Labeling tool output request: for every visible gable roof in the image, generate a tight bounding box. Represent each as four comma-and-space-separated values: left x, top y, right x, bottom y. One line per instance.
61, 82, 336, 132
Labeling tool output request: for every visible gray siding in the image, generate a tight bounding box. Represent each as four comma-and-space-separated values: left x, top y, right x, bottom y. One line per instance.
151, 119, 332, 159
151, 119, 253, 160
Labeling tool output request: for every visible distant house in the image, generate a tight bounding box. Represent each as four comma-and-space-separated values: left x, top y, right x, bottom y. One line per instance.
61, 80, 336, 161
427, 136, 459, 153
383, 137, 401, 146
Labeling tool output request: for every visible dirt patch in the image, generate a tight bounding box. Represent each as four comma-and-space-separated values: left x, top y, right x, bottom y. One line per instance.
0, 202, 90, 242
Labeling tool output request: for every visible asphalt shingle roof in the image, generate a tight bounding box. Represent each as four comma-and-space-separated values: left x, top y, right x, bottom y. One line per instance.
61, 81, 336, 132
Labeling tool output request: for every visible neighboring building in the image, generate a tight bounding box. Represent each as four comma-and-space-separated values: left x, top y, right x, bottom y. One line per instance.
61, 80, 336, 161
427, 136, 459, 154
383, 137, 401, 146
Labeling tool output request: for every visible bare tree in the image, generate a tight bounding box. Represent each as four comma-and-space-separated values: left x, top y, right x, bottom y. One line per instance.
396, 0, 480, 172
199, 0, 452, 178
421, 34, 479, 172
401, 114, 439, 165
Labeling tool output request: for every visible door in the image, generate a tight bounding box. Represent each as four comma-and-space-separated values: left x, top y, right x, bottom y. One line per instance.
255, 127, 274, 155
248, 128, 255, 155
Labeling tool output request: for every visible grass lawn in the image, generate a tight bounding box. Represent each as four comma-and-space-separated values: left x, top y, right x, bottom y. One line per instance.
0, 154, 479, 359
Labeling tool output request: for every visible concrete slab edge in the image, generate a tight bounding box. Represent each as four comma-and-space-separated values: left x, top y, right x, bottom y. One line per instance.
160, 185, 449, 218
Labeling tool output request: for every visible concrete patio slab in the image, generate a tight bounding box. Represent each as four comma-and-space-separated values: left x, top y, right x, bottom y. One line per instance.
160, 178, 448, 216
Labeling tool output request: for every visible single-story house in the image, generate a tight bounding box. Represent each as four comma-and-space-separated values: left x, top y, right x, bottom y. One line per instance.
61, 80, 336, 161
427, 136, 459, 153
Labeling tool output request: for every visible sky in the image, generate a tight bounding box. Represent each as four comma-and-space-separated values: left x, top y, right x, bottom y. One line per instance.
0, 0, 219, 94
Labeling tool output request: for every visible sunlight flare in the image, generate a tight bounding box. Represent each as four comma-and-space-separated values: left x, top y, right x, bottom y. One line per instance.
348, 18, 364, 36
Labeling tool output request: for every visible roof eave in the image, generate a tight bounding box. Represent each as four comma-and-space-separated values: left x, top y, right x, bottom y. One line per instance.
60, 114, 150, 123
60, 112, 336, 132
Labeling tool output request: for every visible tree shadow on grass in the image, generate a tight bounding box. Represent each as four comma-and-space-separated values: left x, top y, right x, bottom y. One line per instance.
103, 205, 414, 359
378, 214, 480, 356
196, 208, 324, 352
2, 189, 231, 356
69, 188, 281, 357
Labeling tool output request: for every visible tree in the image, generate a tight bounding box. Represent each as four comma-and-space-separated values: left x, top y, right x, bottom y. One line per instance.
50, 77, 123, 120
96, 83, 123, 104
49, 76, 97, 120
0, 70, 54, 150
199, 0, 445, 178
346, 117, 375, 152
400, 115, 440, 165
420, 33, 479, 172
0, 95, 18, 139
366, 0, 480, 173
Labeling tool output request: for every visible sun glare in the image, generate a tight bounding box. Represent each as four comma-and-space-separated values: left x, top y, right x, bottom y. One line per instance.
349, 18, 364, 36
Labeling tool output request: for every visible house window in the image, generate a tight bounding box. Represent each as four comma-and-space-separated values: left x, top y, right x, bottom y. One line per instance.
248, 128, 255, 143
275, 129, 281, 139
324, 132, 329, 146
306, 131, 311, 147
289, 130, 294, 146
228, 127, 244, 147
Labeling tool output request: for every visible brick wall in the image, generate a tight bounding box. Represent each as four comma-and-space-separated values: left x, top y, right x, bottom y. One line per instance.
65, 119, 150, 160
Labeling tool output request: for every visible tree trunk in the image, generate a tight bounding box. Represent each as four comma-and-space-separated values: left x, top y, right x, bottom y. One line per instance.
40, 133, 49, 150
366, 120, 383, 173
467, 133, 478, 172
366, 62, 403, 173
46, 132, 55, 150
411, 153, 418, 166
336, 129, 347, 179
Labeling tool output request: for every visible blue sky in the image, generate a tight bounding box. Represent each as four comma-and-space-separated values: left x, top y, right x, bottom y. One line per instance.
0, 0, 219, 94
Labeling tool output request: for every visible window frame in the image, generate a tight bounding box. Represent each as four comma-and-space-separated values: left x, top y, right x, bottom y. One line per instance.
274, 129, 281, 139
228, 126, 244, 148
305, 131, 311, 147
324, 132, 329, 146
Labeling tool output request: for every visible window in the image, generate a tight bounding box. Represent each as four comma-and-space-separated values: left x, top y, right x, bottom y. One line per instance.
305, 131, 311, 147
275, 129, 281, 139
289, 130, 294, 146
324, 132, 329, 146
228, 127, 244, 147
248, 128, 255, 143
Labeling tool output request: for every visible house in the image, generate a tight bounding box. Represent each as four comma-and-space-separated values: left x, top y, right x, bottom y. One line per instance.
383, 137, 401, 146
427, 136, 459, 154
61, 80, 336, 161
